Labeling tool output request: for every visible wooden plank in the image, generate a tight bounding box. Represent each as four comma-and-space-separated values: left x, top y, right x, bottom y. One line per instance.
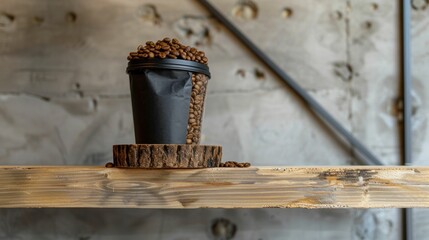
0, 166, 428, 208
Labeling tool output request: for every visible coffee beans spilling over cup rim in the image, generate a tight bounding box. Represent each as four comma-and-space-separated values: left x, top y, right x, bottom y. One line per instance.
219, 161, 251, 168
128, 37, 208, 65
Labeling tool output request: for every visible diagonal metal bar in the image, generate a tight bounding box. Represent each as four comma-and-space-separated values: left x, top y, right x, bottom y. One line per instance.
198, 0, 383, 166
401, 0, 412, 239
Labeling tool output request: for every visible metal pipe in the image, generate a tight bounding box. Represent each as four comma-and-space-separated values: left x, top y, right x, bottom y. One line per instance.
402, 0, 412, 171
401, 0, 412, 239
197, 0, 383, 166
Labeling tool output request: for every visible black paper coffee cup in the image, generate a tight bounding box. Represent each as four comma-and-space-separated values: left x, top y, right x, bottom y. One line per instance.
127, 58, 211, 144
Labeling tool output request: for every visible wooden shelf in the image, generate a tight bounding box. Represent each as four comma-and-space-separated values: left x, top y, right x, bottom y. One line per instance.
0, 166, 428, 208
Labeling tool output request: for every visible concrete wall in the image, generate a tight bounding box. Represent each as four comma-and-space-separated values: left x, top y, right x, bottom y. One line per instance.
0, 0, 427, 239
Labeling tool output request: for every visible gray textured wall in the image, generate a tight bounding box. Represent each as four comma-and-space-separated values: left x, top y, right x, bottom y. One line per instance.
0, 0, 428, 239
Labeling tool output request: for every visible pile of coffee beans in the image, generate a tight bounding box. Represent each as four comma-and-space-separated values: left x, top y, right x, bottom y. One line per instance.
219, 161, 251, 168
186, 73, 208, 144
127, 37, 208, 65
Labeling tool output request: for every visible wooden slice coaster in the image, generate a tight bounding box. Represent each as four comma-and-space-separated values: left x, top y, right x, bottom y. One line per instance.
113, 144, 222, 168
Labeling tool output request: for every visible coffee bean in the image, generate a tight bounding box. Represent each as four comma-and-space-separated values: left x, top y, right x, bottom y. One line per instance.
163, 37, 171, 42
148, 52, 155, 58
218, 161, 251, 168
105, 162, 114, 168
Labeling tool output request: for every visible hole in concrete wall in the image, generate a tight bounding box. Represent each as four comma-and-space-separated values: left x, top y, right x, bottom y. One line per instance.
281, 7, 293, 19
74, 82, 81, 90
185, 29, 194, 38
371, 3, 379, 11
0, 12, 15, 23
90, 98, 98, 112
254, 68, 265, 80
236, 69, 246, 77
211, 218, 237, 240
41, 96, 51, 102
412, 0, 428, 10
33, 16, 44, 25
66, 11, 77, 23
333, 62, 353, 82
232, 0, 258, 20
364, 21, 373, 29
412, 105, 418, 116
138, 4, 161, 25
0, 12, 15, 31
174, 16, 212, 46
331, 10, 343, 20
196, 27, 211, 46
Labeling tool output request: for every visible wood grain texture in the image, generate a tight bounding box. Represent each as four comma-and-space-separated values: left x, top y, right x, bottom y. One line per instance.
113, 144, 222, 168
0, 166, 428, 208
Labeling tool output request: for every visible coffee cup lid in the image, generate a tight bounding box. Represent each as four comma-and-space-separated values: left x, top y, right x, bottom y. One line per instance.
127, 58, 211, 78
